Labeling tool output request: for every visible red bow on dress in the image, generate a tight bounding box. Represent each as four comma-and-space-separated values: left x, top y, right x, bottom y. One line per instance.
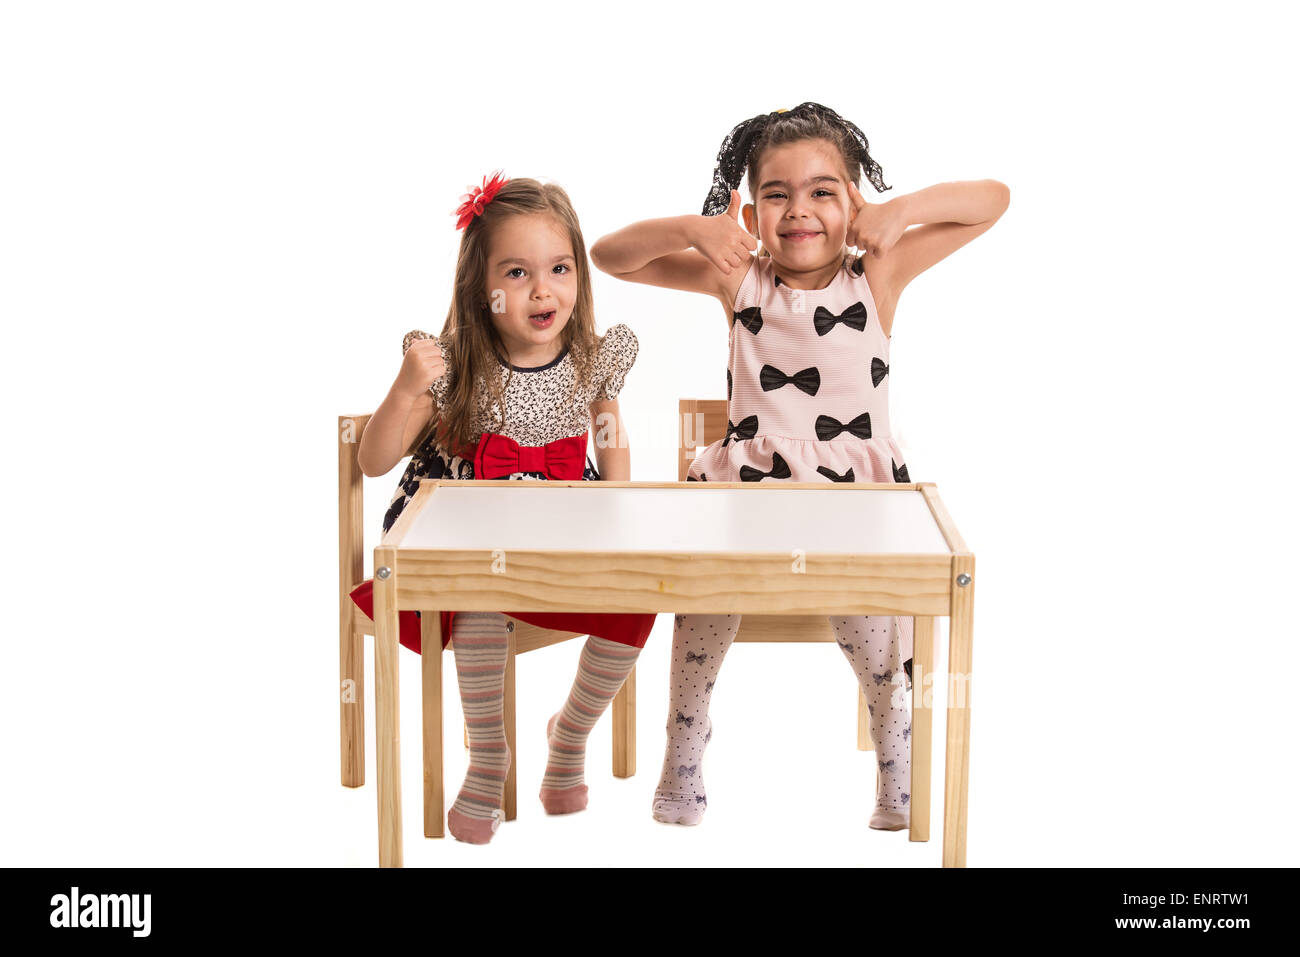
473, 431, 588, 480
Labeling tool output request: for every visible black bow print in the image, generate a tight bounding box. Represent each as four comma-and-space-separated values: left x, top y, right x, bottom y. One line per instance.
838, 640, 856, 654
727, 368, 732, 400
903, 723, 912, 740
734, 306, 763, 335
382, 498, 406, 534
815, 411, 872, 441
872, 669, 894, 686
739, 450, 792, 482
723, 414, 759, 447
705, 679, 715, 693
677, 764, 698, 778
674, 614, 684, 629
817, 465, 856, 483
871, 357, 889, 388
813, 301, 868, 337
901, 793, 910, 805
759, 364, 820, 396
878, 759, 895, 773
685, 651, 709, 665
675, 710, 694, 728
892, 459, 911, 483
695, 794, 706, 804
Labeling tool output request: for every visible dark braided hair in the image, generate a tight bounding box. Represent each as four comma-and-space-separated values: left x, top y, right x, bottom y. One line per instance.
701, 102, 890, 216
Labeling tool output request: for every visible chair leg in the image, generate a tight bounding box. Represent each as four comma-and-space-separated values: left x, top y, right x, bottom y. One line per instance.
503, 627, 518, 822
612, 664, 636, 778
422, 612, 445, 839
909, 615, 936, 843
340, 618, 365, 787
856, 688, 874, 752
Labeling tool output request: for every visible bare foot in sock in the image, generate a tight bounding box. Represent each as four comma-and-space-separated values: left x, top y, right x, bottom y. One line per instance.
447, 743, 511, 844
447, 612, 513, 845
652, 715, 712, 826
538, 636, 641, 816
447, 806, 506, 843
869, 802, 909, 831
539, 711, 588, 814
868, 750, 911, 830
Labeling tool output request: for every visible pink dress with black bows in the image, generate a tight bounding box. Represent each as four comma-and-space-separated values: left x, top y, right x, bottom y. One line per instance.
686, 253, 915, 667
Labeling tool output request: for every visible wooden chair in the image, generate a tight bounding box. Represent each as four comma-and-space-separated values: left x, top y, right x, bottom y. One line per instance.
339, 413, 636, 836
678, 398, 937, 841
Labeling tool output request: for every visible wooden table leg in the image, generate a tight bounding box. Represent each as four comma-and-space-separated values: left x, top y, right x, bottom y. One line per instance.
373, 549, 402, 868
612, 665, 635, 778
910, 615, 935, 843
943, 555, 975, 868
422, 610, 444, 838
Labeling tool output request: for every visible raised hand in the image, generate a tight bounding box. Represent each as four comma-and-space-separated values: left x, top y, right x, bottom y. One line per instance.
395, 335, 446, 398
687, 189, 758, 274
845, 182, 907, 259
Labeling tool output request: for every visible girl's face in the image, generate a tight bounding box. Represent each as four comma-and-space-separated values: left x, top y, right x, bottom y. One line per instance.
743, 138, 854, 270
482, 212, 576, 361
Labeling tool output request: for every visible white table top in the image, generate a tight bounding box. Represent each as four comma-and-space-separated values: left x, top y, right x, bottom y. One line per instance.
394, 485, 952, 555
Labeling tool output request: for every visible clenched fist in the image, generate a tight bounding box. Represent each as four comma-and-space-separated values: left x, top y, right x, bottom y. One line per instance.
395, 332, 446, 398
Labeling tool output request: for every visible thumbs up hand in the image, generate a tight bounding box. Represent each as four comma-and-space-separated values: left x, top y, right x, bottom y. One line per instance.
687, 189, 758, 275
845, 182, 906, 260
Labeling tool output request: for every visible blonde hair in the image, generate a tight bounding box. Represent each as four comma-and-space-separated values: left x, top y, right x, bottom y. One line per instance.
422, 178, 601, 457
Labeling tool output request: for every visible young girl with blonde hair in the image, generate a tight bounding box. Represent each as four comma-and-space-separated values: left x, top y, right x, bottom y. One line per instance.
351, 173, 657, 843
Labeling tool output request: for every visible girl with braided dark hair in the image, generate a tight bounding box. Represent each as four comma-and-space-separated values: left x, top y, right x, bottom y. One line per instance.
591, 102, 1009, 832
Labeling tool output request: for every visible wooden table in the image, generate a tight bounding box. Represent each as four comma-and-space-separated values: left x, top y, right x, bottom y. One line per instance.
370, 479, 975, 867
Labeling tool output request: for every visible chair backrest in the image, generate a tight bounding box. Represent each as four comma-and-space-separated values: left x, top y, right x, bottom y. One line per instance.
339, 413, 424, 599
677, 399, 833, 643
338, 413, 374, 627
678, 399, 731, 481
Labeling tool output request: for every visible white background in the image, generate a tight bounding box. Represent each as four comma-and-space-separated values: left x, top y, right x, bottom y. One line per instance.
2, 0, 1297, 868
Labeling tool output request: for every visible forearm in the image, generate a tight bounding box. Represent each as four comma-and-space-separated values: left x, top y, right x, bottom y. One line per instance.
357, 384, 420, 477
590, 401, 631, 480
590, 216, 696, 274
890, 179, 1010, 227
594, 442, 630, 481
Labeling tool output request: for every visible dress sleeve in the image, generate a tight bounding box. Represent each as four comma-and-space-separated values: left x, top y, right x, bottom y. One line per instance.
402, 329, 451, 408
595, 323, 639, 401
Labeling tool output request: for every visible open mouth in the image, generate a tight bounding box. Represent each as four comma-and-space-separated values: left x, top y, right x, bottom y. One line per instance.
780, 230, 822, 242
529, 310, 555, 326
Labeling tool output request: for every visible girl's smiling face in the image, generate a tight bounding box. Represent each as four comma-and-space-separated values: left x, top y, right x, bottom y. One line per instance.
743, 138, 854, 271
483, 212, 576, 364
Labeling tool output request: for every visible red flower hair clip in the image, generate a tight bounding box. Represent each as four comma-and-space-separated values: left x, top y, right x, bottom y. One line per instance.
453, 170, 509, 230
